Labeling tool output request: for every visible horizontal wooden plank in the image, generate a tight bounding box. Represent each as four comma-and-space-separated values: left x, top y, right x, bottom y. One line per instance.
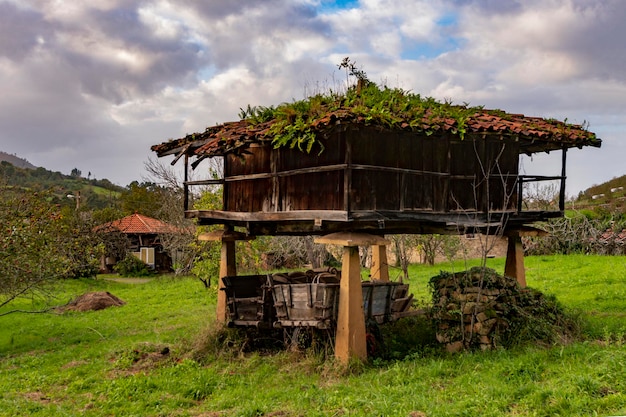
224, 164, 347, 182
184, 179, 225, 186
188, 208, 562, 236
220, 163, 484, 183
315, 232, 390, 247
188, 209, 350, 222
351, 164, 451, 178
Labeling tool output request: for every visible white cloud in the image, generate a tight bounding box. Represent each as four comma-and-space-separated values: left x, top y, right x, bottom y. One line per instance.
0, 0, 623, 194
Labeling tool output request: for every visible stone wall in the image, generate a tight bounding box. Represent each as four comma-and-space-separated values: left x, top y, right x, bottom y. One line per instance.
429, 267, 576, 352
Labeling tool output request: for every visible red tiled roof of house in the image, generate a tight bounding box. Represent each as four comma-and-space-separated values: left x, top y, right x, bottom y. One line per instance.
599, 228, 626, 243
96, 213, 178, 234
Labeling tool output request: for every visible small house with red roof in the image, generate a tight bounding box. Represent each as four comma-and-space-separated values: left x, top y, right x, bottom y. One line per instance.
96, 213, 178, 272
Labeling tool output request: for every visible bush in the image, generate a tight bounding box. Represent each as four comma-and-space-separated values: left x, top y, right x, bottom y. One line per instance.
114, 254, 152, 277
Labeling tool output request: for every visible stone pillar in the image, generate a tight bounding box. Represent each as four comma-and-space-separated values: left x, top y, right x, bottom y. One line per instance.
370, 245, 389, 282
198, 229, 254, 323
315, 232, 390, 363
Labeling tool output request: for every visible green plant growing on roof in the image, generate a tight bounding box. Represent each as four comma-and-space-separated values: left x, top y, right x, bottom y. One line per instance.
234, 57, 596, 153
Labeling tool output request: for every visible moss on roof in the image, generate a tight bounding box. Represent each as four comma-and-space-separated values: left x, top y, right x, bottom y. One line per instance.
152, 79, 600, 158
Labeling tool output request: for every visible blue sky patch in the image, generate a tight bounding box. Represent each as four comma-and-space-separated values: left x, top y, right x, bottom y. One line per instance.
400, 37, 463, 60
318, 0, 359, 13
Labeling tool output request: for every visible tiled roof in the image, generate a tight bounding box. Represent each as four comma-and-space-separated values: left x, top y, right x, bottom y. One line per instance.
96, 213, 178, 235
152, 106, 600, 158
599, 228, 626, 243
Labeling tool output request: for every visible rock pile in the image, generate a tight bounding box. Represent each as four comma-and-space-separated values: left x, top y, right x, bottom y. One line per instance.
429, 267, 573, 352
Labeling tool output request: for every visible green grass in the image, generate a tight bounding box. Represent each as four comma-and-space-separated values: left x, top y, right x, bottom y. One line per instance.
1, 255, 625, 416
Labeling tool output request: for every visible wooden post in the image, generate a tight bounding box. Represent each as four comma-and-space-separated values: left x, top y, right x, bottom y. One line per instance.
198, 229, 254, 323
335, 245, 367, 363
504, 234, 526, 288
216, 240, 236, 323
504, 227, 548, 288
370, 245, 389, 281
183, 154, 189, 212
315, 232, 390, 363
559, 147, 567, 211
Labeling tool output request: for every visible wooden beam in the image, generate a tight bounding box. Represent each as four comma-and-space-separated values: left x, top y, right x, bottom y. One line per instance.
197, 230, 254, 242
335, 245, 368, 363
370, 245, 390, 281
184, 179, 225, 186
223, 163, 347, 182
504, 233, 526, 287
314, 232, 390, 247
559, 147, 567, 211
191, 209, 350, 222
217, 239, 236, 323
170, 143, 192, 166
184, 154, 189, 212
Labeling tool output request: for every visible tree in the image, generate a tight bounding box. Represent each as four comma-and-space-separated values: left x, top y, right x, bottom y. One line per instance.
56, 207, 104, 279
0, 188, 67, 313
119, 181, 165, 217
0, 186, 106, 314
390, 235, 420, 280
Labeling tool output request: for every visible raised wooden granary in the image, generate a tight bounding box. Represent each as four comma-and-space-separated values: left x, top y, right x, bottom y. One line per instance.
152, 84, 601, 361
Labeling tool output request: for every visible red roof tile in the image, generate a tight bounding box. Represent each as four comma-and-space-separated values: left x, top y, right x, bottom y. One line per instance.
599, 228, 626, 243
152, 98, 600, 159
96, 213, 178, 235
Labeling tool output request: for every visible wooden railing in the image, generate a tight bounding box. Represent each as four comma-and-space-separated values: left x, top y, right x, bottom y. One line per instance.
516, 175, 566, 213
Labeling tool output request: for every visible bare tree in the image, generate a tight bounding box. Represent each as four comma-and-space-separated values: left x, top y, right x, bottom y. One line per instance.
142, 158, 200, 275
389, 235, 418, 280
443, 139, 518, 348
524, 214, 604, 255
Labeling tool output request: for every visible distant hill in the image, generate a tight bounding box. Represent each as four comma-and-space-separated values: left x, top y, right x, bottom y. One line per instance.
573, 174, 626, 214
581, 175, 626, 198
0, 158, 125, 211
0, 151, 37, 169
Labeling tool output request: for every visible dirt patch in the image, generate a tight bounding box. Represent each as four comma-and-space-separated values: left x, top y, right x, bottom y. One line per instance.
109, 343, 174, 376
61, 291, 125, 312
22, 391, 52, 404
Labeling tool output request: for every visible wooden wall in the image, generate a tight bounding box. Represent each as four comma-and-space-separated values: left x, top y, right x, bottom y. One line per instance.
223, 127, 519, 215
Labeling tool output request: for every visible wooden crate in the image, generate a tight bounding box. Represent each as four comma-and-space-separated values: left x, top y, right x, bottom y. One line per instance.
270, 280, 340, 329
221, 275, 274, 328
362, 282, 413, 324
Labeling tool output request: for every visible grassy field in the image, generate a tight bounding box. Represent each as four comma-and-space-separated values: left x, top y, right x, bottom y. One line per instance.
0, 254, 624, 416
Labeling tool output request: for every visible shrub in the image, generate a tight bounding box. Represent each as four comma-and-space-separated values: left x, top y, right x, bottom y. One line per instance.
114, 254, 152, 277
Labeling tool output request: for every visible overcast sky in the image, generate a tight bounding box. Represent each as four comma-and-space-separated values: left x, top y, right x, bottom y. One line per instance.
0, 0, 623, 196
